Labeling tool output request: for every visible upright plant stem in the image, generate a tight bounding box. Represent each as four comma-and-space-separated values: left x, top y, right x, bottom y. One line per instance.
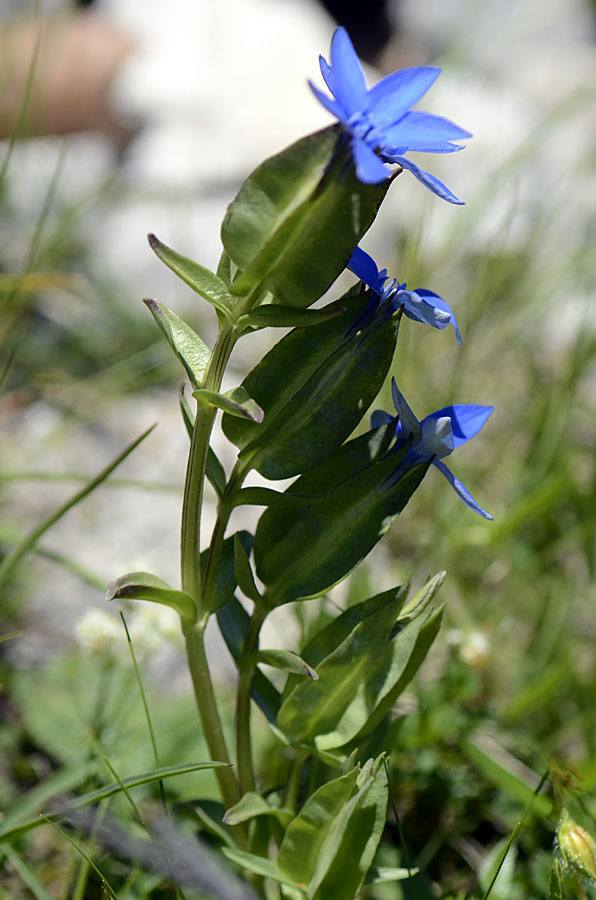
179, 321, 241, 809
183, 620, 241, 810
236, 605, 266, 794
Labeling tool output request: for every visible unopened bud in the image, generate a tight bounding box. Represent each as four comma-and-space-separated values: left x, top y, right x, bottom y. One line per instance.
557, 809, 596, 881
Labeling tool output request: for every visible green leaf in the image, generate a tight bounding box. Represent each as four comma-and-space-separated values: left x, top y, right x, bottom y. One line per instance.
310, 757, 388, 900
226, 486, 324, 510
106, 571, 197, 623
222, 127, 339, 284
179, 385, 226, 496
216, 596, 281, 723
276, 587, 407, 745
202, 531, 252, 615
223, 293, 400, 480
144, 298, 210, 389
549, 859, 566, 900
237, 303, 346, 330
478, 836, 518, 900
233, 532, 262, 603
0, 425, 155, 591
254, 431, 429, 605
215, 248, 238, 286
222, 127, 389, 309
148, 233, 234, 316
278, 768, 359, 886
252, 649, 318, 680
194, 386, 264, 423
222, 848, 295, 886
278, 758, 388, 900
222, 791, 293, 827
365, 867, 419, 884
0, 762, 228, 843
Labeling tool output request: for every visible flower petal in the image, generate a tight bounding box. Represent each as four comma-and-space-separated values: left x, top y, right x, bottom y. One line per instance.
383, 110, 471, 148
389, 155, 464, 205
348, 246, 384, 292
391, 378, 421, 443
371, 409, 394, 429
351, 137, 390, 184
426, 405, 493, 447
368, 67, 440, 127
308, 80, 345, 120
328, 27, 368, 116
415, 288, 461, 343
397, 290, 453, 332
433, 460, 493, 519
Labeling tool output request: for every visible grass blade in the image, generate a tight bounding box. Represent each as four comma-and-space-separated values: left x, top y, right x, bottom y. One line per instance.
0, 424, 156, 591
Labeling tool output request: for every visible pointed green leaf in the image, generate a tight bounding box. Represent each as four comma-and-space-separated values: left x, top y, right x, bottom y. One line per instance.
309, 757, 388, 900
216, 248, 238, 286
226, 486, 324, 510
202, 531, 252, 615
222, 126, 389, 309
223, 791, 293, 827
217, 596, 281, 723
179, 385, 226, 496
148, 233, 234, 316
223, 293, 400, 480
0, 763, 229, 842
238, 303, 346, 329
278, 768, 359, 885
222, 848, 295, 886
233, 532, 262, 603
252, 649, 318, 680
194, 386, 264, 423
106, 571, 197, 623
254, 434, 429, 605
144, 298, 210, 389
365, 867, 419, 884
222, 126, 340, 280
276, 587, 407, 745
549, 859, 566, 900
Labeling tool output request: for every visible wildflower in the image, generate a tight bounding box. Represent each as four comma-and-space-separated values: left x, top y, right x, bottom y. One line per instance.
348, 246, 460, 341
310, 27, 470, 202
557, 809, 596, 881
373, 378, 493, 518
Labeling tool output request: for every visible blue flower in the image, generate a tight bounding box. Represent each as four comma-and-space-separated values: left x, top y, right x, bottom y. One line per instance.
372, 378, 493, 518
348, 246, 461, 342
310, 27, 470, 203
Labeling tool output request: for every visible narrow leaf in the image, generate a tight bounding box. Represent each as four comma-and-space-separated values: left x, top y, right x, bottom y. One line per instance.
217, 596, 281, 723
148, 233, 234, 315
179, 385, 226, 496
226, 486, 324, 510
144, 298, 211, 388
365, 866, 419, 884
194, 386, 264, 423
233, 532, 262, 603
549, 858, 566, 900
222, 848, 295, 886
238, 303, 346, 329
223, 792, 293, 827
252, 649, 318, 680
0, 425, 155, 591
106, 571, 197, 623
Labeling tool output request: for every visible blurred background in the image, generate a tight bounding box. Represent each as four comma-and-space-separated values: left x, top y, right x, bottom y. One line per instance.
1, 0, 596, 895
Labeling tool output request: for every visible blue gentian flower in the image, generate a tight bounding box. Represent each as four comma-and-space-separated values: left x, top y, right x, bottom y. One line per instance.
349, 246, 461, 342
310, 27, 470, 203
372, 378, 493, 518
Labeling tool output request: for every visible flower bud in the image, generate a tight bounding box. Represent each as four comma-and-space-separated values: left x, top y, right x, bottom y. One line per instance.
557, 809, 596, 881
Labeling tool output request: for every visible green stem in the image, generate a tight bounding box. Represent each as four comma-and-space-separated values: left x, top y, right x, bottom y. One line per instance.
236, 605, 267, 794
183, 620, 241, 810
284, 749, 308, 813
201, 459, 247, 610
180, 322, 235, 604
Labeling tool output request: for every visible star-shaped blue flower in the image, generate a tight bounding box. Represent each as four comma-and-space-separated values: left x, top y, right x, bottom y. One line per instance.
348, 246, 461, 342
310, 27, 470, 203
372, 378, 493, 518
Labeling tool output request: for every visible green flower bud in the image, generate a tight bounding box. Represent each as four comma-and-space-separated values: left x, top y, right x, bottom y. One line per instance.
557, 809, 596, 881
